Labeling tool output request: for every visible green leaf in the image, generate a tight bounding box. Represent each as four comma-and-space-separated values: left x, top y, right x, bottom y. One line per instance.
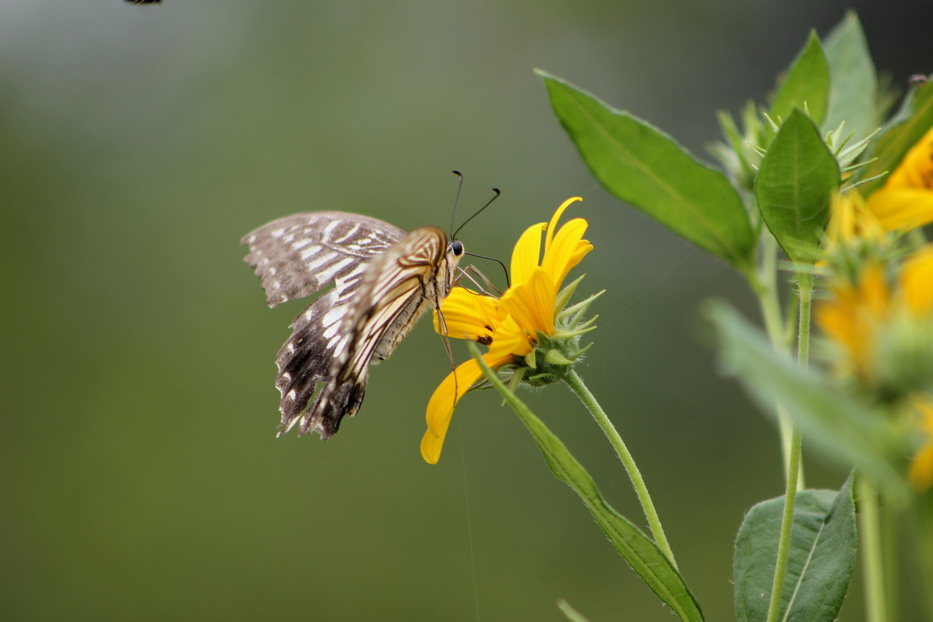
469, 343, 704, 622
756, 109, 839, 263
859, 79, 933, 194
538, 70, 755, 270
822, 12, 878, 141
771, 31, 830, 126
734, 476, 857, 622
705, 301, 909, 499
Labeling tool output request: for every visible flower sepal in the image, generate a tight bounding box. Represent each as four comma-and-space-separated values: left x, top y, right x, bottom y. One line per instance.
513, 288, 602, 386
556, 287, 604, 332
515, 331, 595, 387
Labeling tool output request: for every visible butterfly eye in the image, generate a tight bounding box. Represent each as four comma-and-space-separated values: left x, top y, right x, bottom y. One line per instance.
451, 240, 465, 256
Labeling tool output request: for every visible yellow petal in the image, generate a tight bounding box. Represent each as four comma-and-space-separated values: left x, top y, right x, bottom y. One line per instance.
501, 268, 557, 337
544, 197, 583, 251
532, 269, 558, 333
884, 125, 933, 191
816, 262, 891, 380
826, 192, 856, 243
861, 263, 890, 318
541, 217, 593, 288
900, 246, 933, 315
510, 222, 546, 286
909, 444, 933, 491
421, 355, 504, 464
867, 188, 933, 231
434, 288, 501, 341
825, 191, 885, 248
815, 299, 862, 367
499, 287, 538, 339
487, 315, 533, 359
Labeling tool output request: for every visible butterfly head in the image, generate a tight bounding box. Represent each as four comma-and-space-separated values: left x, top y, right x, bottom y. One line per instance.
439, 237, 465, 298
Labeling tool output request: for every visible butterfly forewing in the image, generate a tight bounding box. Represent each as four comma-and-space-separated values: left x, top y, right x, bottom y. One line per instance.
241, 211, 405, 308
243, 214, 461, 440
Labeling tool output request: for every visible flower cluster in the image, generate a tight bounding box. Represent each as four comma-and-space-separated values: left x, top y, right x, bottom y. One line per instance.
817, 246, 933, 390
421, 198, 594, 464
817, 126, 933, 489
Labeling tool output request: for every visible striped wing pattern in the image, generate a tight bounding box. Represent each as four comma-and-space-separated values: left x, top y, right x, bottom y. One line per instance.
291, 227, 448, 437
241, 211, 405, 308
243, 212, 453, 439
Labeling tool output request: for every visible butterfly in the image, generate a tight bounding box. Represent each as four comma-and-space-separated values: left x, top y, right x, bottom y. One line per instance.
242, 212, 465, 439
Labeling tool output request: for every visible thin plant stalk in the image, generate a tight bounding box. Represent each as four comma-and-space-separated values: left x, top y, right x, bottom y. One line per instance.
882, 499, 897, 622
917, 505, 933, 619
764, 270, 812, 622
562, 368, 678, 570
794, 272, 812, 369
764, 428, 802, 622
858, 477, 888, 622
748, 236, 804, 489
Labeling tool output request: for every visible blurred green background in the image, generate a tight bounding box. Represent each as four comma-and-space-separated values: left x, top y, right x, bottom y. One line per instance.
3, 1, 931, 620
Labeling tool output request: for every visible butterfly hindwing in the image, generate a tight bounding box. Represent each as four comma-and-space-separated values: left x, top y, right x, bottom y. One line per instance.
300, 227, 450, 437
273, 289, 352, 434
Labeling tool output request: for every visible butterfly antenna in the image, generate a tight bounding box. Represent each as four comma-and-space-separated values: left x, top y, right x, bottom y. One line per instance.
452, 187, 501, 240
449, 170, 465, 239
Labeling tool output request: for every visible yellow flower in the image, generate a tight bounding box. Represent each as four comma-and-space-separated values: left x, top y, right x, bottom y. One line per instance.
909, 397, 933, 491
816, 261, 891, 382
900, 245, 933, 315
817, 245, 933, 381
420, 197, 593, 464
824, 191, 885, 251
818, 246, 933, 490
867, 125, 933, 231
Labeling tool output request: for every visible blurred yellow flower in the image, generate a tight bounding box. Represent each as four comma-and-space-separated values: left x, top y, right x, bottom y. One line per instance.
421, 197, 593, 464
824, 190, 885, 250
909, 398, 933, 491
818, 246, 933, 490
900, 245, 933, 315
867, 125, 933, 231
816, 261, 890, 382
818, 246, 933, 381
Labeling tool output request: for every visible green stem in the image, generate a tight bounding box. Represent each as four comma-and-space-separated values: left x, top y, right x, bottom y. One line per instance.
795, 271, 813, 369
764, 269, 812, 622
562, 368, 678, 569
751, 237, 785, 352
881, 498, 898, 622
858, 477, 888, 622
917, 502, 933, 619
764, 426, 802, 622
757, 274, 795, 478
747, 240, 804, 489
